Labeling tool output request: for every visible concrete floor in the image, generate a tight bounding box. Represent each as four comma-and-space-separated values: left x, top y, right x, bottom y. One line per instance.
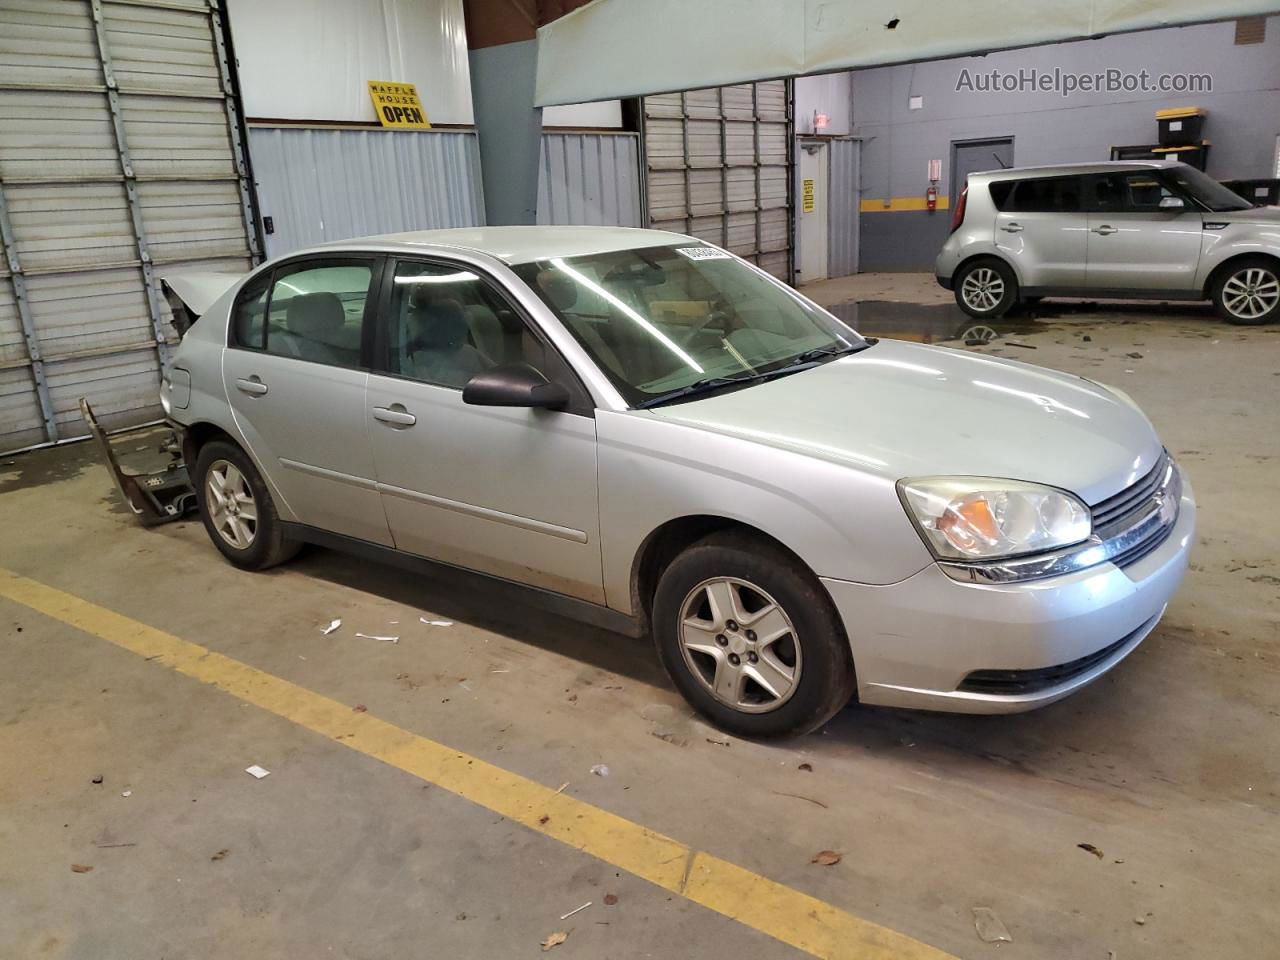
2, 276, 1278, 959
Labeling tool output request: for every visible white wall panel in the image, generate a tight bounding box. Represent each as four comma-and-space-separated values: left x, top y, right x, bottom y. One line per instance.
226, 0, 474, 124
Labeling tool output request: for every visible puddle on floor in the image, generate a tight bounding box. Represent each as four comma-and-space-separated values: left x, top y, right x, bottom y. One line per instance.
825, 300, 1047, 345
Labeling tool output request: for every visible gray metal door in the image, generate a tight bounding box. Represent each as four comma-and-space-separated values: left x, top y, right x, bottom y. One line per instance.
642, 81, 793, 280
951, 138, 1014, 206
827, 138, 860, 278
0, 0, 258, 454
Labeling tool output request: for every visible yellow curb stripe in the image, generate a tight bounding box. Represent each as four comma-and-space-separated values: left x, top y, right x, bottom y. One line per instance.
0, 567, 956, 960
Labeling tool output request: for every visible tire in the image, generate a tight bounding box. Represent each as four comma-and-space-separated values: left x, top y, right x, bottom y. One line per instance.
194, 439, 300, 570
1212, 257, 1280, 326
652, 531, 856, 738
954, 258, 1018, 318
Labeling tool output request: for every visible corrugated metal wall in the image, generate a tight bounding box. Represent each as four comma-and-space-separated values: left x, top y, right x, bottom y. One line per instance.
0, 0, 257, 453
642, 81, 793, 279
828, 138, 860, 278
536, 132, 641, 227
247, 127, 485, 259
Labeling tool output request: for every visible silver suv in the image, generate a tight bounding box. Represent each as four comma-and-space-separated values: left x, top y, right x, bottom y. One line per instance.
936, 160, 1280, 325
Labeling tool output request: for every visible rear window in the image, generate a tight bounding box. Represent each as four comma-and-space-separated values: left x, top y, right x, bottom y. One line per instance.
989, 176, 1083, 213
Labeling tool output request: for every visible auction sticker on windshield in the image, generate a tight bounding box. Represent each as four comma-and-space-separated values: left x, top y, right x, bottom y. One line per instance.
675, 246, 733, 261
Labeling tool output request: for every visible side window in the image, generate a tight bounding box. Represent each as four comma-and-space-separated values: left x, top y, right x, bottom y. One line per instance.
988, 180, 1015, 210
1005, 176, 1082, 213
232, 272, 270, 348
260, 262, 373, 367
1087, 172, 1180, 213
386, 260, 541, 389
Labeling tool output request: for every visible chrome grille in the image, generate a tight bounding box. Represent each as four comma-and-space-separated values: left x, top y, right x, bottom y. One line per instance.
1092, 450, 1179, 570
1091, 451, 1170, 533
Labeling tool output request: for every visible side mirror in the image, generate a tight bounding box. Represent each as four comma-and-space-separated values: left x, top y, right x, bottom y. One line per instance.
1158, 196, 1185, 210
462, 363, 570, 410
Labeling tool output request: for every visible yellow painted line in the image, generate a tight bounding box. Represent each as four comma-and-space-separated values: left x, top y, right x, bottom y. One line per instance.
859, 196, 949, 213
0, 567, 956, 960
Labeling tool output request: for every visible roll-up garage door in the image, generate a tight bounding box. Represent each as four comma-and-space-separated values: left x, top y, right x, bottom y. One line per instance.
0, 0, 258, 453
642, 80, 793, 281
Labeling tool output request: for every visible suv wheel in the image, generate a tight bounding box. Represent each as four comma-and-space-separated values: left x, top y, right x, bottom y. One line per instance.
652, 532, 856, 737
1213, 258, 1280, 325
194, 440, 300, 570
955, 259, 1018, 318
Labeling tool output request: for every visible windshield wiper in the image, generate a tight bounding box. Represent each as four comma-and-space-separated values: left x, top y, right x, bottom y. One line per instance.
635, 374, 758, 409
787, 341, 871, 365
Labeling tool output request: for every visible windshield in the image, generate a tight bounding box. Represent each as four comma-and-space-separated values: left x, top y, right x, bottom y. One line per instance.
1165, 165, 1253, 212
512, 245, 863, 406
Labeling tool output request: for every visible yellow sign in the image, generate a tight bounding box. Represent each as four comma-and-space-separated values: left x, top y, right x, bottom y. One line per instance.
367, 81, 430, 129
801, 178, 815, 213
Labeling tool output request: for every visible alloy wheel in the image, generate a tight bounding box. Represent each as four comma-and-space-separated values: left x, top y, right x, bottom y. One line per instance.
1222, 267, 1279, 321
961, 267, 1005, 312
206, 459, 258, 550
678, 577, 802, 714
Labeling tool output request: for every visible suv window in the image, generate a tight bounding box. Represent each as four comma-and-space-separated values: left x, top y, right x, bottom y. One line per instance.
1085, 171, 1182, 212
231, 259, 375, 366
381, 259, 582, 395
990, 176, 1083, 213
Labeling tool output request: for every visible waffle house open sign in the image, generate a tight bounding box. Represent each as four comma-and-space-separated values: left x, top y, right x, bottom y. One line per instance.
368, 81, 431, 129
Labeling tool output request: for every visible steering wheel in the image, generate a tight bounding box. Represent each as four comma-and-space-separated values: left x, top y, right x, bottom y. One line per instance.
676, 305, 732, 348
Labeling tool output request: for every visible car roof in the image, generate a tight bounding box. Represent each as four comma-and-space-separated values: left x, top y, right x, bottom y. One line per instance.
967, 159, 1181, 180
322, 226, 695, 265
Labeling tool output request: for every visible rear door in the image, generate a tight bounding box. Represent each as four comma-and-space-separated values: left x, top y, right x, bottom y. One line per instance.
223, 255, 393, 546
1083, 170, 1204, 291
991, 175, 1089, 288
365, 258, 605, 603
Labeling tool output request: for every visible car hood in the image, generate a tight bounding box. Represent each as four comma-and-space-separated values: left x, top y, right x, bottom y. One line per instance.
1210, 204, 1280, 225
649, 339, 1163, 505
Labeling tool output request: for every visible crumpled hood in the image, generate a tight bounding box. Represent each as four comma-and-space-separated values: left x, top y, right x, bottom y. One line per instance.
650, 339, 1163, 505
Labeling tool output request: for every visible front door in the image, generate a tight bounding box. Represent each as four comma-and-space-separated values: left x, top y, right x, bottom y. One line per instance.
991, 174, 1089, 288
365, 258, 605, 603
222, 256, 393, 546
1083, 170, 1204, 291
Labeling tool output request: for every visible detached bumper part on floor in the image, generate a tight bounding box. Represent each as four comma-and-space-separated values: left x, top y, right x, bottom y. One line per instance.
823, 471, 1196, 714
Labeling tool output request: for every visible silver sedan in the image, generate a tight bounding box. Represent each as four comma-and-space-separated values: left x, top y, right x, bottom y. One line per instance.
162, 227, 1194, 737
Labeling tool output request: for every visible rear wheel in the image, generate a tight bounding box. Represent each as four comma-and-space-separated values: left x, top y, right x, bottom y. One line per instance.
194, 440, 300, 570
653, 532, 856, 737
1212, 258, 1280, 325
955, 258, 1018, 318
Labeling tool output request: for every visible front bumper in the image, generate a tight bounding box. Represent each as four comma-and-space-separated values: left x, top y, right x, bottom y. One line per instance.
822, 470, 1196, 714
935, 273, 954, 291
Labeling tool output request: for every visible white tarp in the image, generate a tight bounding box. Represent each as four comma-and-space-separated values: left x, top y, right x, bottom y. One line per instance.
226, 0, 475, 124
535, 0, 1280, 106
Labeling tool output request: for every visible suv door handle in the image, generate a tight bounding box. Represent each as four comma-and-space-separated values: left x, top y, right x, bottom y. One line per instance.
235, 376, 268, 396
1001, 222, 1023, 233
1092, 225, 1118, 235
372, 404, 416, 427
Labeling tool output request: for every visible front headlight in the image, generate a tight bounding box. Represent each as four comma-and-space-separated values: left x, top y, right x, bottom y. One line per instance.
897, 477, 1091, 562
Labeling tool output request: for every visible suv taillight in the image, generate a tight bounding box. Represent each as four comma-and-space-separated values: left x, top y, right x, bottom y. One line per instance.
950, 186, 968, 233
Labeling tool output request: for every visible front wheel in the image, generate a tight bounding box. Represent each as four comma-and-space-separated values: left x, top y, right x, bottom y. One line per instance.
652, 532, 856, 737
1212, 258, 1280, 325
194, 440, 300, 570
954, 258, 1018, 318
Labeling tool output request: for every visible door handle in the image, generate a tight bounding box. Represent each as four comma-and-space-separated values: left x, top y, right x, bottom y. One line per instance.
372, 404, 416, 427
1092, 225, 1118, 235
235, 376, 268, 396
1001, 222, 1023, 233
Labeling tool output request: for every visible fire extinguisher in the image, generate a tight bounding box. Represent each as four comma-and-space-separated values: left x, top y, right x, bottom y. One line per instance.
926, 185, 938, 212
